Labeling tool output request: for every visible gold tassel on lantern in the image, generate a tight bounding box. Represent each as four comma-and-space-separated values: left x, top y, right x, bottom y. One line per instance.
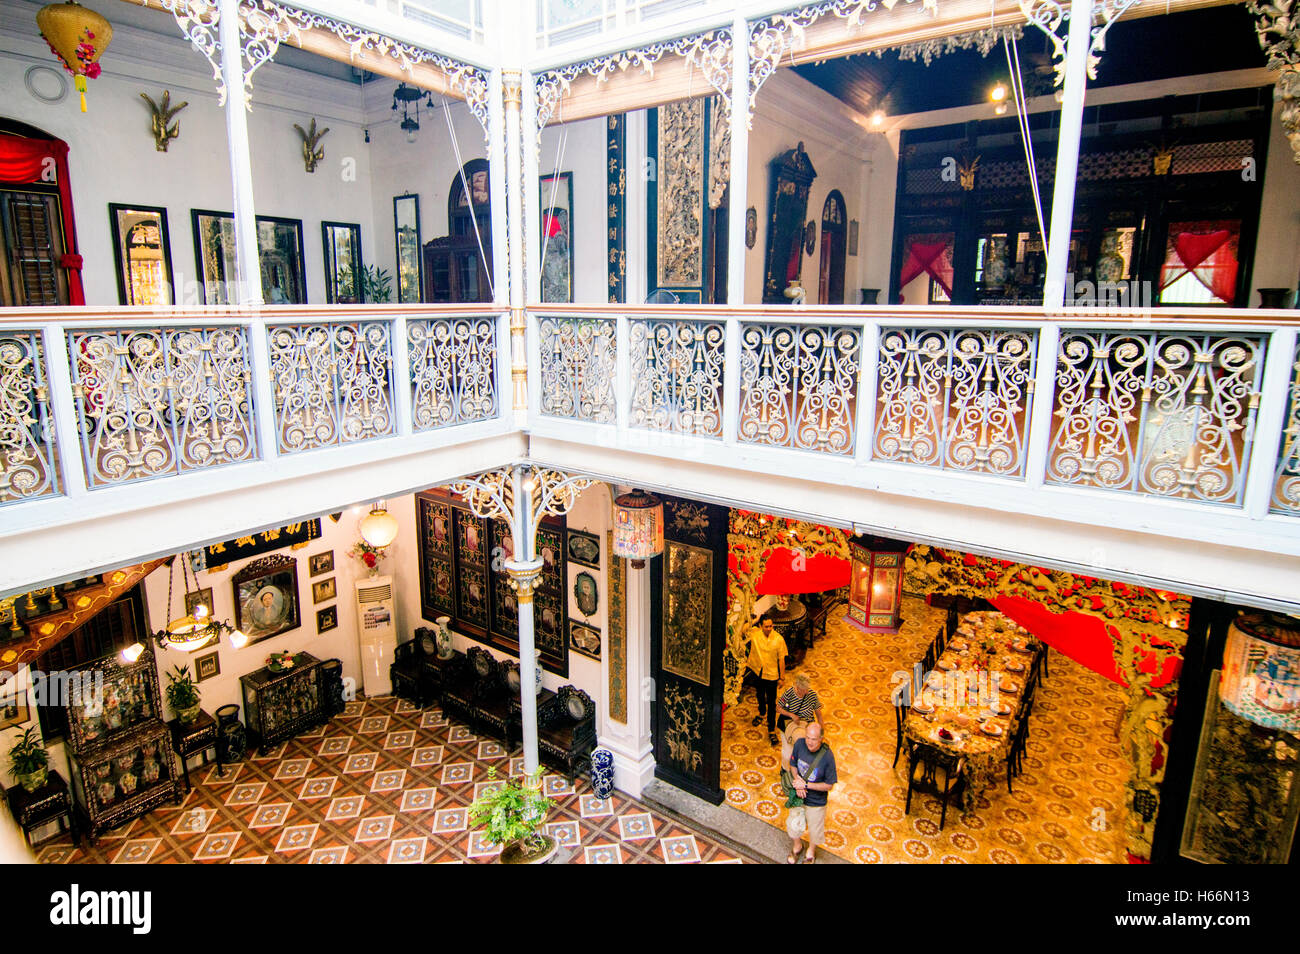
37, 1, 112, 112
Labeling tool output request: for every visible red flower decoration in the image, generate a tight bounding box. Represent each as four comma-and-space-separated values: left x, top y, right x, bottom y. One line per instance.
363, 552, 376, 568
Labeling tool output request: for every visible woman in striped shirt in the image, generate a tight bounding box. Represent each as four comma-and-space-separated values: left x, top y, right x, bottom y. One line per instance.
777, 673, 823, 730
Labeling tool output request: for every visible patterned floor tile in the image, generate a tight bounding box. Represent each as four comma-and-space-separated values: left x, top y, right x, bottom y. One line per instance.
359, 716, 391, 734
431, 808, 469, 834
193, 831, 241, 861
384, 730, 416, 750
617, 812, 657, 841
476, 740, 507, 760
275, 824, 319, 853
387, 837, 427, 863
298, 776, 338, 800
660, 834, 701, 864
465, 831, 500, 858
343, 753, 379, 775
440, 762, 474, 785
399, 787, 438, 812
249, 802, 292, 829
318, 736, 353, 757
545, 820, 581, 847
309, 846, 349, 864
112, 838, 161, 864
224, 782, 267, 807
274, 758, 313, 781
355, 815, 395, 843
584, 844, 623, 864
579, 794, 614, 818
370, 769, 407, 792
411, 746, 445, 767
325, 795, 366, 822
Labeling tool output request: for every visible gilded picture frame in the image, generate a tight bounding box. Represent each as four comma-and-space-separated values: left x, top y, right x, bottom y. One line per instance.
232, 554, 300, 645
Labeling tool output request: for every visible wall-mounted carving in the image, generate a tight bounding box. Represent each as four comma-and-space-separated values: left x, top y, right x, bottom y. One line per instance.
140, 90, 188, 151
656, 99, 705, 287
293, 118, 328, 173
661, 540, 712, 686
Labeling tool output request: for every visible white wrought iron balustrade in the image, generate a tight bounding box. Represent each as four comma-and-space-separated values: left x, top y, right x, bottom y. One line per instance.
737, 321, 861, 456
1271, 338, 1300, 516
0, 329, 60, 504
874, 326, 1037, 477
1047, 328, 1266, 506
67, 325, 257, 488
538, 315, 617, 423
629, 315, 725, 438
268, 319, 396, 453
408, 315, 498, 431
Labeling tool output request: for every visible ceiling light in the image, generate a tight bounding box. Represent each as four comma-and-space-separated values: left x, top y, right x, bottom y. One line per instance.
358, 503, 399, 549
990, 82, 1008, 103
120, 642, 145, 663
152, 555, 242, 654
392, 81, 433, 144
870, 110, 885, 127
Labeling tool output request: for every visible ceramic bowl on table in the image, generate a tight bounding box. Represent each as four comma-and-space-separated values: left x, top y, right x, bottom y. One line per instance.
936, 658, 956, 672
912, 700, 935, 715
980, 723, 1004, 737
999, 681, 1020, 694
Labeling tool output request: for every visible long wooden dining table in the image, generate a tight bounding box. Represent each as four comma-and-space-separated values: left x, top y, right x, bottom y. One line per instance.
903, 612, 1041, 809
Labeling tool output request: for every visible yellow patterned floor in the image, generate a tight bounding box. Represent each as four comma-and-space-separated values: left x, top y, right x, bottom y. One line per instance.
719, 597, 1131, 863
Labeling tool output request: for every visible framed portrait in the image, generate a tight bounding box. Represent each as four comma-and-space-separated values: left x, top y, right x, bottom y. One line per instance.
539, 171, 573, 303
321, 221, 363, 303
804, 219, 817, 255
109, 203, 173, 305
317, 604, 338, 634
232, 554, 300, 645
745, 207, 758, 250
569, 621, 601, 661
394, 193, 422, 303
312, 576, 337, 605
566, 529, 600, 568
184, 587, 214, 618
308, 551, 334, 577
0, 684, 28, 730
194, 650, 221, 683
573, 571, 599, 619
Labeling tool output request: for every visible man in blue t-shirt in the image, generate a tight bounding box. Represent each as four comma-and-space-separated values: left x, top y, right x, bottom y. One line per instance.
788, 722, 837, 863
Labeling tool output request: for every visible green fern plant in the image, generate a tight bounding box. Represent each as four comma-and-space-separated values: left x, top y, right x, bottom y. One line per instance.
468, 767, 553, 855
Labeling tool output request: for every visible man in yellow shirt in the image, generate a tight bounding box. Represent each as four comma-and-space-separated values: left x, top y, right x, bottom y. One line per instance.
747, 614, 788, 745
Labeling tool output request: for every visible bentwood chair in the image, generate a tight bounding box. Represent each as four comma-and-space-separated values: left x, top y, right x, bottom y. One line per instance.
905, 742, 966, 830
891, 682, 912, 767
1036, 643, 1050, 681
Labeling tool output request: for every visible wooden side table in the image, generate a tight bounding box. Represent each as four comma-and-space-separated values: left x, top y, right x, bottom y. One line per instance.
5, 770, 77, 848
168, 709, 219, 791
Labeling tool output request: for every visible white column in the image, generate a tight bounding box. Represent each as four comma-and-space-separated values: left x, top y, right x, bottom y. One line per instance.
604, 559, 655, 796
1023, 321, 1061, 488
217, 0, 262, 305
508, 465, 543, 776
725, 13, 750, 307
1042, 0, 1095, 310
1244, 327, 1298, 518
39, 323, 88, 498
488, 67, 510, 310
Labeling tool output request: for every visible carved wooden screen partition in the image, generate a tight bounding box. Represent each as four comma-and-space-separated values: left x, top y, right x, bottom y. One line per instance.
415, 489, 570, 677
650, 494, 728, 803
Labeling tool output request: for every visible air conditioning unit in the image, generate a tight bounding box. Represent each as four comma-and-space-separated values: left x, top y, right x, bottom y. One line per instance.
355, 575, 397, 697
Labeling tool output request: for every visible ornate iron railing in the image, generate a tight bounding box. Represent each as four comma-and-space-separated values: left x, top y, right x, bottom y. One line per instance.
1046, 329, 1265, 506
408, 315, 499, 431
629, 316, 725, 438
538, 315, 617, 423
67, 325, 258, 487
1272, 338, 1300, 516
874, 326, 1037, 477
267, 319, 397, 453
0, 329, 59, 504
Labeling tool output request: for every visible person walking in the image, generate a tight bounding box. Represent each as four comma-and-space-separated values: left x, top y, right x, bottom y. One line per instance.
788, 722, 837, 864
746, 614, 787, 746
777, 673, 823, 731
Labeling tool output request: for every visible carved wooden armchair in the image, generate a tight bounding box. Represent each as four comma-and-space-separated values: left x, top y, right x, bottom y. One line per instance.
538, 685, 597, 778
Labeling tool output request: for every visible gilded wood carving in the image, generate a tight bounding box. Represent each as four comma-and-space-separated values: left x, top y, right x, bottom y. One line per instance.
655, 98, 705, 286
661, 540, 712, 686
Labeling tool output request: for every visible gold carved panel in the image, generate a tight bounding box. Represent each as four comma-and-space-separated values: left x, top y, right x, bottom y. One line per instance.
655, 98, 705, 287
661, 540, 712, 686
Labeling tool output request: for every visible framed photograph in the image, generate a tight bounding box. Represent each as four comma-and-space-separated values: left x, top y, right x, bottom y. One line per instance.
191, 212, 307, 304
539, 171, 573, 303
566, 529, 600, 568
194, 650, 221, 683
569, 621, 601, 661
312, 576, 337, 605
745, 207, 758, 250
573, 570, 599, 619
308, 550, 334, 577
109, 203, 174, 305
804, 219, 817, 255
394, 193, 422, 303
232, 554, 300, 645
321, 221, 363, 303
184, 587, 214, 618
316, 604, 338, 634
849, 219, 860, 257
0, 684, 28, 730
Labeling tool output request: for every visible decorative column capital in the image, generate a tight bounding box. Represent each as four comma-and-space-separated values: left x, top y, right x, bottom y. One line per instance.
505, 558, 544, 604
502, 69, 523, 108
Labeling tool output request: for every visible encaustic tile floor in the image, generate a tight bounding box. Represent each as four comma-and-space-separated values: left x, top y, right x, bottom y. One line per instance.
36, 696, 744, 864
720, 597, 1132, 864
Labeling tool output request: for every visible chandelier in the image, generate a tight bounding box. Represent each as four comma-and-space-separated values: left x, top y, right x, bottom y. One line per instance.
152, 553, 245, 653
392, 82, 434, 143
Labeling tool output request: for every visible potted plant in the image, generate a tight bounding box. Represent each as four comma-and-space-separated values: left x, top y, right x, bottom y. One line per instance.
468, 768, 558, 864
7, 725, 49, 792
165, 664, 201, 723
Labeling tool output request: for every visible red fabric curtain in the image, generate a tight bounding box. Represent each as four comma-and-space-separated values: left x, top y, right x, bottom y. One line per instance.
1159, 221, 1239, 305
0, 132, 84, 305
898, 234, 954, 300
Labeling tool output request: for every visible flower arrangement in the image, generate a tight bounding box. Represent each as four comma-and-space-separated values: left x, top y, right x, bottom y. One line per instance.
348, 539, 388, 571
267, 651, 296, 671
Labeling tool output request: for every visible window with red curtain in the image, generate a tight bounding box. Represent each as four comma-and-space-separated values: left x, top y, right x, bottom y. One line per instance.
1158, 220, 1240, 306
897, 233, 954, 302
0, 131, 84, 305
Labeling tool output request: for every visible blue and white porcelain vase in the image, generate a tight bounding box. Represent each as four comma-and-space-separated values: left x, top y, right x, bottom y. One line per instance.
435, 616, 454, 660
591, 747, 614, 799
534, 649, 543, 695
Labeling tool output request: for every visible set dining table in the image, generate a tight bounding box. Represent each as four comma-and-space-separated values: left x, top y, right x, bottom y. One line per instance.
903, 611, 1041, 808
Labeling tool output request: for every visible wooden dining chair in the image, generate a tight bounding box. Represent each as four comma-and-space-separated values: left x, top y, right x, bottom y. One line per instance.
891, 682, 911, 767
1036, 644, 1050, 681
1006, 711, 1030, 792
905, 742, 966, 830
921, 643, 936, 674
933, 624, 947, 657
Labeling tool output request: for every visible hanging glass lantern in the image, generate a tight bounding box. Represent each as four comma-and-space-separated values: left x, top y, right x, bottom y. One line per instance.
37, 1, 112, 113
358, 503, 399, 548
1220, 611, 1300, 732
846, 535, 910, 633
612, 489, 663, 568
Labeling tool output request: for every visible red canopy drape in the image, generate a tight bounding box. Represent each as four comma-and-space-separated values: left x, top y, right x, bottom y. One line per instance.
898, 234, 954, 300
0, 132, 84, 305
1159, 222, 1238, 305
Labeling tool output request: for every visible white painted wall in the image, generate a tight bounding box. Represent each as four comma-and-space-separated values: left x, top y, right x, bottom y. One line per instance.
1251, 99, 1300, 300
539, 116, 606, 303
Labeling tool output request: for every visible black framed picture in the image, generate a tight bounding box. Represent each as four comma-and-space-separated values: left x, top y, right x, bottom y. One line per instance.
321, 221, 363, 303
190, 209, 238, 305
191, 211, 307, 304
308, 551, 334, 577
317, 604, 338, 634
573, 571, 599, 618
394, 193, 422, 303
312, 577, 336, 604
566, 529, 600, 568
109, 203, 174, 305
194, 650, 221, 683
184, 587, 215, 618
539, 171, 573, 303
570, 621, 601, 660
232, 554, 300, 645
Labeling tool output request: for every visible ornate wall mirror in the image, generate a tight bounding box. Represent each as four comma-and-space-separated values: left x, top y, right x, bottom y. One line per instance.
321, 221, 362, 303
109, 203, 173, 305
761, 142, 817, 303
393, 193, 421, 303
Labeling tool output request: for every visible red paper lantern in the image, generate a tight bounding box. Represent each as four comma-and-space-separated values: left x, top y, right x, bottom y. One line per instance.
37, 2, 112, 113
